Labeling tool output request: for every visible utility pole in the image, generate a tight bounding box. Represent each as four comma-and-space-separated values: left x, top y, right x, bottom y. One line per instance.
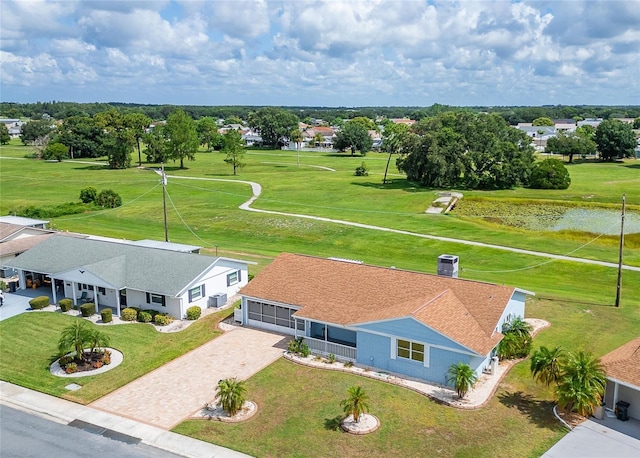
161, 163, 169, 242
615, 194, 625, 307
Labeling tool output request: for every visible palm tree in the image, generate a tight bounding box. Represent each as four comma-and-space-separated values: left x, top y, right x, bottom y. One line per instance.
87, 328, 110, 356
556, 351, 606, 416
447, 362, 478, 399
530, 346, 565, 387
340, 385, 370, 422
503, 317, 532, 337
58, 320, 93, 361
216, 378, 246, 416
289, 128, 303, 167
498, 317, 533, 359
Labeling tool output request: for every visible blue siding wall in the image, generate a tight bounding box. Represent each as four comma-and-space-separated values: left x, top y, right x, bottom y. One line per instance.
356, 317, 470, 353
355, 331, 475, 385
498, 291, 526, 332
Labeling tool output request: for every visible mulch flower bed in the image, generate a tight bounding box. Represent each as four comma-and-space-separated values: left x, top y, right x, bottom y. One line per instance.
59, 349, 112, 374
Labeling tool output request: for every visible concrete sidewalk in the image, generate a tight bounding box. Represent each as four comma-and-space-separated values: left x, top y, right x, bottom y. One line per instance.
0, 381, 251, 458
542, 419, 640, 458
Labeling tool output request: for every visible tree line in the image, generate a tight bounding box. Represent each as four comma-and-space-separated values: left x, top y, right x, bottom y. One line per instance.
3, 101, 640, 124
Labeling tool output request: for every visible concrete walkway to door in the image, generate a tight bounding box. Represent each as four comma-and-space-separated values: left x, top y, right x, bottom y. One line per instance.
90, 326, 288, 429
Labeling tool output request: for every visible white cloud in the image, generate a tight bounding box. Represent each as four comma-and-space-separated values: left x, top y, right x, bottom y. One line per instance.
0, 0, 638, 106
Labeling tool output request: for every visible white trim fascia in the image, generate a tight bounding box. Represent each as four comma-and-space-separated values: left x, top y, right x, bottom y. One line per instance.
607, 376, 640, 392
215, 257, 257, 266
242, 295, 302, 311
514, 287, 535, 296
354, 316, 484, 356
54, 267, 118, 290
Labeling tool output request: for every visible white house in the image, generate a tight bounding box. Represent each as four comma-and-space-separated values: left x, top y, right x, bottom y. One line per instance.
6, 234, 253, 319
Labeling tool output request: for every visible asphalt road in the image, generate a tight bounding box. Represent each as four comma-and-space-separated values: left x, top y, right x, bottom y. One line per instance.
0, 404, 181, 458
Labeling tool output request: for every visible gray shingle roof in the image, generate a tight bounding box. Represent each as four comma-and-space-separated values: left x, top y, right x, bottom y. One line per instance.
6, 234, 218, 296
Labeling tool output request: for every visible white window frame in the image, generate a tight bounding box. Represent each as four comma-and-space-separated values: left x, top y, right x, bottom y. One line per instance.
227, 270, 240, 286
391, 337, 430, 367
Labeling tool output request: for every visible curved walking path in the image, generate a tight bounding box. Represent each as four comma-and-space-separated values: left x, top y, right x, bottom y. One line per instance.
168, 174, 640, 272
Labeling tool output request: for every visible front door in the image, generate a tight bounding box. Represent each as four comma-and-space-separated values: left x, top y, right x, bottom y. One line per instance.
119, 289, 127, 307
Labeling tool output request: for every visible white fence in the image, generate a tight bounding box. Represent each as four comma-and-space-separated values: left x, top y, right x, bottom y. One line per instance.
303, 337, 357, 361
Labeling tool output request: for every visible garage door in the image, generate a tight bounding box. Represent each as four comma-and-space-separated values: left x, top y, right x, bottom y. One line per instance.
246, 299, 304, 335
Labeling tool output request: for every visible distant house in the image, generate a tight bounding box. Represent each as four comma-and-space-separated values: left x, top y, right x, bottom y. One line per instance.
390, 118, 416, 126
602, 337, 640, 421
6, 234, 252, 318
0, 118, 24, 138
238, 253, 532, 386
0, 217, 54, 278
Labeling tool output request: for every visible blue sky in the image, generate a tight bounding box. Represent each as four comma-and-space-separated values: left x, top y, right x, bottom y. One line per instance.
1, 0, 639, 107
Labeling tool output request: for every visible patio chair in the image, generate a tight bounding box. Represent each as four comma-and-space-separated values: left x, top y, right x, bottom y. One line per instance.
78, 291, 88, 303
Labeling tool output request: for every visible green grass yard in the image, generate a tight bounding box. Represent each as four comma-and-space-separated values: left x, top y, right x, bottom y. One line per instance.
1, 139, 639, 456
0, 309, 232, 404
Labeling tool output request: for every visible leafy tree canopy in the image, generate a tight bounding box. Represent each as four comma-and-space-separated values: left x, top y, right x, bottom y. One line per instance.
397, 112, 535, 190
545, 131, 596, 163
529, 158, 571, 189
165, 109, 199, 168
0, 124, 10, 144
594, 119, 637, 161
334, 121, 373, 155
248, 107, 299, 147
532, 117, 555, 126
20, 119, 55, 144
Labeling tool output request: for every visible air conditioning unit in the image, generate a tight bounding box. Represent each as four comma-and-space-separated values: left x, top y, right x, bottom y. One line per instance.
208, 293, 228, 308
437, 255, 459, 278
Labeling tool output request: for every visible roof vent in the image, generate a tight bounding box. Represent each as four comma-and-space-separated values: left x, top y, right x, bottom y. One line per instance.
328, 257, 364, 264
437, 254, 459, 278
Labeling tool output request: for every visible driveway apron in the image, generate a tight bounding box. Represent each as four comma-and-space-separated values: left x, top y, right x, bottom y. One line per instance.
90, 327, 288, 429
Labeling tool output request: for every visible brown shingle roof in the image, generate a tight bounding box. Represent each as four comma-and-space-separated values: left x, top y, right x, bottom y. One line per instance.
0, 223, 23, 241
601, 337, 640, 388
240, 253, 517, 355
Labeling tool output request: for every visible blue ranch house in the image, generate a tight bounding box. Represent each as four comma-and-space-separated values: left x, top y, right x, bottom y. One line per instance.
239, 253, 533, 386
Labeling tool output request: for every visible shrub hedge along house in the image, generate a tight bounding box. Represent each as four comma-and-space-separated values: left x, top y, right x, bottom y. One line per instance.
7, 234, 251, 319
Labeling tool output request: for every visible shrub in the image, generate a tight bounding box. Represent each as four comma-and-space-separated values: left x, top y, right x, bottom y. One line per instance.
59, 355, 74, 367
186, 306, 202, 320
529, 158, 571, 189
80, 302, 95, 317
92, 361, 104, 369
138, 311, 152, 323
154, 313, 173, 326
79, 186, 97, 203
300, 343, 310, 357
327, 353, 336, 364
102, 351, 111, 365
29, 296, 50, 310
58, 298, 72, 312
65, 362, 78, 374
121, 307, 137, 321
101, 308, 112, 323
96, 189, 122, 208
344, 361, 354, 368
142, 309, 159, 318
354, 161, 369, 176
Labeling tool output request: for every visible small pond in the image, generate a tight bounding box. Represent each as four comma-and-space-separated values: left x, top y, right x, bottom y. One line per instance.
549, 208, 640, 235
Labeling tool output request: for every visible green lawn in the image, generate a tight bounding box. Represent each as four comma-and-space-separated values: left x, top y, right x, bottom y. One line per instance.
1, 140, 639, 456
171, 296, 639, 458
174, 358, 562, 458
0, 309, 232, 404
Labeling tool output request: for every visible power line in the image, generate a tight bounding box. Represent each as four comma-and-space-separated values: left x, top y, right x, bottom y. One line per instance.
56, 183, 161, 220
462, 223, 617, 273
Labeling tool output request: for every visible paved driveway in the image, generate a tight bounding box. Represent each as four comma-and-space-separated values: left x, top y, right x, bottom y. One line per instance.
0, 292, 42, 321
91, 327, 288, 429
543, 419, 640, 458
